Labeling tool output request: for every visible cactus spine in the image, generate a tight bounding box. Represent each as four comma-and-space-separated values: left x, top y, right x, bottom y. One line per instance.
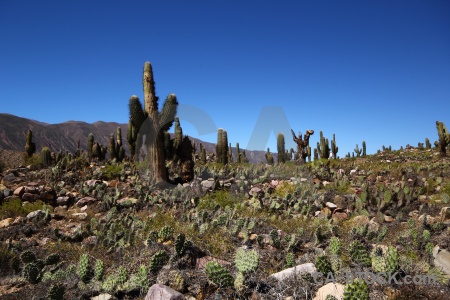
277, 133, 286, 163
25, 129, 36, 159
436, 121, 450, 157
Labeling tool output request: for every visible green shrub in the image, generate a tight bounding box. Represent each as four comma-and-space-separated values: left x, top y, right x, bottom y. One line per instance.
0, 198, 48, 219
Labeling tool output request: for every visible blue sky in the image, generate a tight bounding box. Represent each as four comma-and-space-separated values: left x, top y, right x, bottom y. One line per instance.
1, 0, 449, 157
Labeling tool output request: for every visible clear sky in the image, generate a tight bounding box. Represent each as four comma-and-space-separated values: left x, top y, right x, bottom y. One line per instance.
1, 0, 449, 157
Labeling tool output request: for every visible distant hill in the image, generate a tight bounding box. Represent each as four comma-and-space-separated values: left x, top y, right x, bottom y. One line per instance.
0, 113, 271, 164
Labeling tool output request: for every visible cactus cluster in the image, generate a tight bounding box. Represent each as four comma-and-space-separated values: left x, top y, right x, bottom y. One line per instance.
110, 127, 125, 162
77, 253, 91, 283
158, 225, 174, 242
317, 131, 330, 159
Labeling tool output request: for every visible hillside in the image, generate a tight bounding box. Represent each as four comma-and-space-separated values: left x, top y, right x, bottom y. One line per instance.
0, 114, 269, 165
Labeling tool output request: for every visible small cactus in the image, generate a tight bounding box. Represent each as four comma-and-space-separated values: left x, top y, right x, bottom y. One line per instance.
44, 253, 60, 266
329, 237, 341, 255
343, 278, 369, 300
149, 250, 169, 274
235, 248, 259, 274
315, 255, 333, 275
20, 250, 36, 263
41, 147, 52, 166
94, 259, 104, 281
77, 254, 91, 283
158, 225, 174, 242
23, 262, 41, 283
277, 133, 286, 163
385, 245, 399, 274
174, 233, 186, 256
47, 283, 65, 300
348, 241, 371, 267
285, 252, 295, 268
205, 261, 234, 287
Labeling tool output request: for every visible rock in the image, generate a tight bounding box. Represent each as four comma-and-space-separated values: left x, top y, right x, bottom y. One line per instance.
369, 218, 380, 232
24, 186, 39, 194
249, 187, 262, 196
1, 173, 15, 184
384, 215, 394, 223
0, 218, 14, 228
83, 236, 98, 246
76, 196, 97, 207
26, 210, 49, 222
418, 214, 436, 225
325, 202, 337, 209
22, 192, 40, 202
433, 246, 450, 278
313, 283, 345, 300
268, 263, 316, 281
91, 293, 114, 300
440, 207, 450, 223
72, 213, 88, 220
352, 215, 370, 226
322, 181, 330, 187
117, 197, 138, 205
13, 186, 25, 197
349, 169, 357, 175
201, 180, 214, 189
332, 211, 348, 223
57, 196, 70, 205
144, 284, 183, 300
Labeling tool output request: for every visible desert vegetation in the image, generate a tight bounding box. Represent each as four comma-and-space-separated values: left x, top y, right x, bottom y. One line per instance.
1, 62, 450, 300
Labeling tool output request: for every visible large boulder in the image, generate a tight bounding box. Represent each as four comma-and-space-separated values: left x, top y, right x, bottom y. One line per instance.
313, 282, 345, 300
268, 263, 316, 281
144, 284, 183, 300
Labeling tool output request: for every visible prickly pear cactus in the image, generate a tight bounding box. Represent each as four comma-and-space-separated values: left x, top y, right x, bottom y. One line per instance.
315, 255, 333, 275
47, 283, 65, 300
44, 253, 60, 266
158, 225, 174, 242
77, 254, 91, 283
285, 252, 295, 268
205, 261, 234, 287
343, 278, 369, 300
328, 237, 341, 255
94, 259, 104, 281
385, 245, 399, 274
235, 248, 259, 274
20, 250, 36, 263
325, 295, 338, 300
174, 233, 186, 256
23, 262, 41, 283
348, 240, 371, 267
149, 250, 169, 274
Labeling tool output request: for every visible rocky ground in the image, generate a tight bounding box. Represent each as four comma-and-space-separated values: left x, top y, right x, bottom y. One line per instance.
1, 147, 450, 300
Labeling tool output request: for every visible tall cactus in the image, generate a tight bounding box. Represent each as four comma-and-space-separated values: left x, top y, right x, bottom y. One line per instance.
317, 131, 330, 159
216, 128, 228, 164
362, 140, 366, 156
41, 147, 52, 167
200, 143, 206, 164
116, 127, 125, 161
109, 134, 117, 161
25, 129, 36, 159
236, 143, 241, 164
173, 117, 183, 163
277, 133, 285, 163
354, 144, 362, 157
435, 121, 450, 157
128, 61, 178, 182
87, 133, 94, 159
331, 134, 338, 159
265, 148, 274, 165
228, 143, 233, 163
425, 137, 431, 149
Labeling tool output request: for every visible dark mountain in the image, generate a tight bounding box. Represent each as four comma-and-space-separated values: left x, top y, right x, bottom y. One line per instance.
0, 113, 271, 163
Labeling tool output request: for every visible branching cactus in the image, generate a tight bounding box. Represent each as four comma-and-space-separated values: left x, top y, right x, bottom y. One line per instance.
128, 61, 178, 182
277, 133, 286, 163
25, 129, 36, 159
436, 121, 450, 157
317, 131, 330, 159
354, 144, 362, 157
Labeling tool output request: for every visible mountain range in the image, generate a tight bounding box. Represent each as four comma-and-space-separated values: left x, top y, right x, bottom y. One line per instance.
0, 113, 271, 164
